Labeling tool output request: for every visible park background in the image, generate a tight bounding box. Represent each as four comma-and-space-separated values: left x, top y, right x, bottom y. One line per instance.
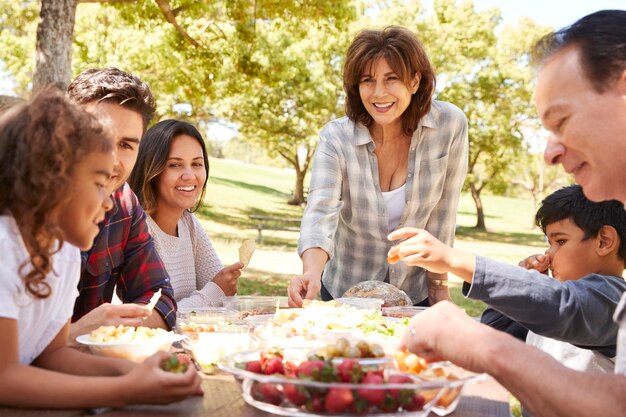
2, 0, 625, 314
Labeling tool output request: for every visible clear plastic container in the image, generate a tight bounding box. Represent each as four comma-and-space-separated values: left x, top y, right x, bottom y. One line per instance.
176, 306, 240, 323
179, 320, 251, 374
382, 306, 429, 318
217, 349, 475, 417
222, 296, 288, 319
335, 297, 384, 311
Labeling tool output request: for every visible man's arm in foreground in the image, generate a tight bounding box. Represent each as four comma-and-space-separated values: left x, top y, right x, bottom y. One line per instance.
402, 301, 626, 417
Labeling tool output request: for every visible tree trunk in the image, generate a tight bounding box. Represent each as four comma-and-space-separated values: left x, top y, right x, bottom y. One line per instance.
0, 95, 26, 114
288, 167, 306, 206
530, 192, 538, 228
33, 0, 78, 94
469, 182, 486, 231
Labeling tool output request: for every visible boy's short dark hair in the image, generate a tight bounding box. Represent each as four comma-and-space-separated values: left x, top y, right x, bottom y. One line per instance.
66, 67, 156, 129
536, 184, 626, 262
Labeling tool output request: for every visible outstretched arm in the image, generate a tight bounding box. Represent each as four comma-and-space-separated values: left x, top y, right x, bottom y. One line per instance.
0, 318, 202, 409
402, 302, 626, 417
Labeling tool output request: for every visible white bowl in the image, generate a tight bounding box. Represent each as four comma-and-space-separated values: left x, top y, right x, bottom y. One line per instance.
76, 332, 184, 363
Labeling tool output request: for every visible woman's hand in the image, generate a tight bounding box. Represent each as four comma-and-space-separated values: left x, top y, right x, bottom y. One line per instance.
118, 351, 202, 406
518, 254, 551, 274
212, 262, 244, 296
288, 272, 322, 307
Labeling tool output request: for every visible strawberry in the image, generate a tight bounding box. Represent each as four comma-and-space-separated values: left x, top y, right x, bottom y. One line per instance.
283, 360, 298, 377
160, 353, 191, 373
263, 357, 285, 375
386, 374, 414, 401
349, 397, 371, 415
283, 383, 307, 406
325, 388, 354, 413
245, 360, 262, 374
306, 395, 325, 413
403, 393, 426, 411
296, 360, 326, 379
356, 372, 386, 407
258, 383, 283, 405
260, 348, 283, 370
336, 359, 363, 383
380, 396, 400, 413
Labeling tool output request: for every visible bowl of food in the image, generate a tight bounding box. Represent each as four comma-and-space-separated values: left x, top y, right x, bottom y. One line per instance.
76, 325, 184, 363
393, 349, 483, 415
222, 296, 288, 319
176, 311, 251, 374
218, 347, 457, 417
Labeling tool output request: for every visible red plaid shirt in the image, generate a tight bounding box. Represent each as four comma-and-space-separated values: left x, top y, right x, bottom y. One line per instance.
72, 183, 177, 329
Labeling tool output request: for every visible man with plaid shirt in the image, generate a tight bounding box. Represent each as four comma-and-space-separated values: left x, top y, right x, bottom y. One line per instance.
67, 68, 176, 341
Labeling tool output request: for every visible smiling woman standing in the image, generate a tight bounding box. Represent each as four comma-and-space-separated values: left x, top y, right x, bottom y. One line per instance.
129, 120, 243, 309
288, 26, 468, 307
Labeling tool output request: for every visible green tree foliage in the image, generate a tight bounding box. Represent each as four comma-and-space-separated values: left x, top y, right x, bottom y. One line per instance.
0, 0, 39, 94
0, 0, 355, 204
426, 2, 549, 230
220, 10, 356, 204
0, 0, 551, 220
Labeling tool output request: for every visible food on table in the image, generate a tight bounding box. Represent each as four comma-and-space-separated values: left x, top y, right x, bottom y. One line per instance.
342, 280, 413, 307
161, 353, 192, 373
253, 300, 408, 352
315, 337, 385, 360
78, 325, 183, 363
89, 325, 170, 344
238, 347, 428, 414
393, 348, 428, 374
178, 320, 250, 374
145, 288, 162, 312
416, 363, 464, 411
238, 239, 256, 267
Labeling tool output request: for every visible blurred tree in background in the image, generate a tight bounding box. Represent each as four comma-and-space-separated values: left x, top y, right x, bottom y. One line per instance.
0, 0, 565, 224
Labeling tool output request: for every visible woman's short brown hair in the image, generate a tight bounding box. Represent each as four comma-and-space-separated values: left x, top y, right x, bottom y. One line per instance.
343, 26, 436, 136
0, 89, 112, 299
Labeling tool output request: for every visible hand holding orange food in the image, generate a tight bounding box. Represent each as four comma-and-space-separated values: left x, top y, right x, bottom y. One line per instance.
387, 228, 456, 274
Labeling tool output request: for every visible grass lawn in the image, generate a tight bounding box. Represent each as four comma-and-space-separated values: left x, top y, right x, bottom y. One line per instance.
203, 158, 549, 317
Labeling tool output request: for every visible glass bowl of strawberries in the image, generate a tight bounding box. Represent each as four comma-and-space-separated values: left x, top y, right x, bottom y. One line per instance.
218, 347, 476, 417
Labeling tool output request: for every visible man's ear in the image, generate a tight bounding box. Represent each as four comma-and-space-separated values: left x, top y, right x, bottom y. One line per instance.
597, 225, 619, 257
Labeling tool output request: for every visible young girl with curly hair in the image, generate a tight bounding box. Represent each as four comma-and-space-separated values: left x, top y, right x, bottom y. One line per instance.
0, 90, 201, 408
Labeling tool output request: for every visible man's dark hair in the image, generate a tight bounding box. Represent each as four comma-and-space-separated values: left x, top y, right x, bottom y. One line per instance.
536, 185, 626, 262
531, 10, 626, 92
67, 67, 156, 129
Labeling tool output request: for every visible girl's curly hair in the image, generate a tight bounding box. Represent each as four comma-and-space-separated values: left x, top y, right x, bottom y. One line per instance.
0, 89, 113, 299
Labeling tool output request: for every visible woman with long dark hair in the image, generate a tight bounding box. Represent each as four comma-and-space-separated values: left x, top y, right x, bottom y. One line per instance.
129, 120, 242, 309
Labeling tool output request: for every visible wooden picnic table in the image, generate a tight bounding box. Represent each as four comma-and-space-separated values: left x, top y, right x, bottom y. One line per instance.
0, 372, 511, 417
